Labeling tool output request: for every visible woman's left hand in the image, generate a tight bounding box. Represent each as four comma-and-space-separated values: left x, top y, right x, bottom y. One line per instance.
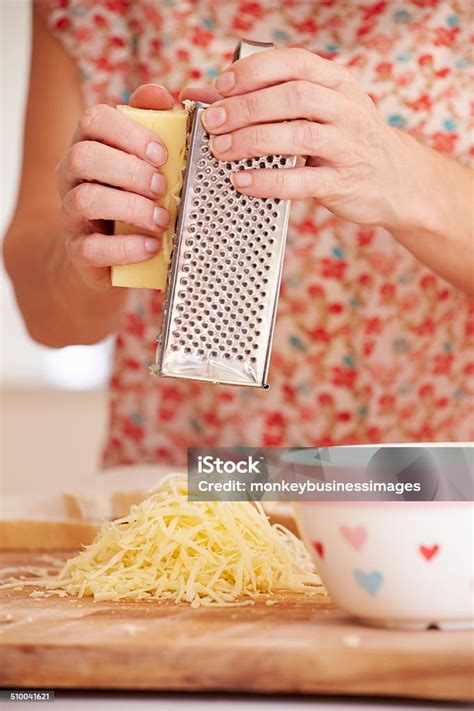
196, 47, 418, 233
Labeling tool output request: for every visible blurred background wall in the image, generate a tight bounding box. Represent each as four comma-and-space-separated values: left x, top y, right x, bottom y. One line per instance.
1, 1, 110, 495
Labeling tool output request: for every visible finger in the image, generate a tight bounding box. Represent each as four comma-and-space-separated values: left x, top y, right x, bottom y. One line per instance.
215, 47, 357, 98
129, 83, 175, 110
202, 81, 349, 135
72, 104, 168, 167
57, 140, 167, 199
63, 183, 170, 233
231, 166, 336, 201
67, 233, 162, 268
179, 86, 222, 104
210, 120, 345, 162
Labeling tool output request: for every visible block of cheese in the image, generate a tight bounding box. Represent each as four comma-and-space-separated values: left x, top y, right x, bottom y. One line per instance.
112, 105, 189, 290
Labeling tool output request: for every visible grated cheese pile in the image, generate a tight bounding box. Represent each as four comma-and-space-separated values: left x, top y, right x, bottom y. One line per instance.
4, 474, 322, 607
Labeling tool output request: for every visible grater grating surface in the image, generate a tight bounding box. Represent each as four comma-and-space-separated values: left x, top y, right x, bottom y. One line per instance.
155, 41, 296, 387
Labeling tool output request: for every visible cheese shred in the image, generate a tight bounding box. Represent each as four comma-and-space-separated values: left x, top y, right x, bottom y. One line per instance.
3, 474, 323, 607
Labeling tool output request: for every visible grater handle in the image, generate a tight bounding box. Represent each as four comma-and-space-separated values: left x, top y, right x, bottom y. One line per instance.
232, 39, 275, 62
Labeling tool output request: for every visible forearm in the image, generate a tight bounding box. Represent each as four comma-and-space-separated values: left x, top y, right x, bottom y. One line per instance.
385, 130, 473, 294
4, 221, 127, 348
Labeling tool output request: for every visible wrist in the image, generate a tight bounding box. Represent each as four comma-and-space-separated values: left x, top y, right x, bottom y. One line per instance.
380, 129, 451, 243
46, 236, 128, 345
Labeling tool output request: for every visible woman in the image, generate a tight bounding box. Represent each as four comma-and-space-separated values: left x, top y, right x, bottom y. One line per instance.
4, 1, 473, 466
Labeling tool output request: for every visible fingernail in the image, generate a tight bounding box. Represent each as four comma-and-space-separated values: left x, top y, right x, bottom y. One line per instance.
145, 238, 160, 253
146, 142, 166, 166
151, 172, 166, 195
153, 206, 170, 228
232, 171, 252, 188
203, 106, 226, 129
216, 71, 236, 94
211, 134, 232, 154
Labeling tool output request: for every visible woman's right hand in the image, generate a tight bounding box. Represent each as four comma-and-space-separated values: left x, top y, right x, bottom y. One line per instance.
55, 84, 175, 289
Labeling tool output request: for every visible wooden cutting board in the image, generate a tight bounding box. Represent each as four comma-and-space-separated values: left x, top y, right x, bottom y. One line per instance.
0, 550, 472, 702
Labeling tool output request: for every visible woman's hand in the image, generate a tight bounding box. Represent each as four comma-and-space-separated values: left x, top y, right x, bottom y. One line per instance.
199, 48, 473, 293
55, 84, 174, 288
200, 48, 413, 230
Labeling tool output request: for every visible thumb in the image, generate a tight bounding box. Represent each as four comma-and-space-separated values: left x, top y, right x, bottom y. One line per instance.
129, 84, 175, 110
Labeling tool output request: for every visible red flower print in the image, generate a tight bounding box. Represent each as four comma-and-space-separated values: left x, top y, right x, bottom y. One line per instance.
357, 228, 374, 246
161, 386, 184, 403
155, 447, 171, 460
123, 418, 144, 444
413, 424, 434, 440
191, 26, 213, 48
282, 383, 296, 399
420, 274, 436, 289
309, 326, 330, 343
436, 397, 449, 408
365, 317, 382, 335
297, 218, 318, 235
308, 283, 325, 298
380, 283, 396, 300
375, 61, 392, 79
435, 68, 450, 78
379, 394, 395, 407
158, 408, 174, 422
396, 71, 414, 87
240, 1, 264, 19
464, 363, 474, 375
419, 383, 434, 398
415, 317, 435, 336
290, 299, 308, 314
232, 16, 254, 32
203, 412, 221, 427
262, 433, 283, 446
321, 258, 347, 280
418, 53, 433, 66
465, 320, 474, 337
411, 0, 438, 6
177, 48, 190, 61
318, 392, 334, 406
93, 13, 107, 27
111, 36, 126, 48
329, 303, 344, 314
219, 391, 235, 403
431, 131, 458, 154
410, 94, 432, 111
294, 18, 318, 33
432, 353, 453, 375
190, 68, 202, 80
106, 0, 130, 14
266, 411, 285, 428
437, 288, 451, 301
110, 374, 122, 390
433, 26, 459, 48
336, 411, 352, 422
125, 313, 145, 339
358, 273, 372, 287
363, 340, 375, 357
124, 358, 141, 371
332, 366, 357, 388
367, 426, 381, 442
54, 16, 70, 31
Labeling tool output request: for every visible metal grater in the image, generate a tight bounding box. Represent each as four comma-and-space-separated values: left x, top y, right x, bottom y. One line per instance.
154, 39, 296, 388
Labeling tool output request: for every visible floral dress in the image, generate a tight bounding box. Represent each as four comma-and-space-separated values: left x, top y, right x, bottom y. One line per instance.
45, 0, 474, 466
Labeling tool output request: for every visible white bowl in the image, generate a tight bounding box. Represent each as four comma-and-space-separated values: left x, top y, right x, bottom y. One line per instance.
294, 500, 473, 630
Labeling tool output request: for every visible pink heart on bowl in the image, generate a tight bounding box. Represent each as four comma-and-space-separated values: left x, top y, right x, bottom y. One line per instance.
312, 541, 324, 559
419, 544, 440, 561
340, 525, 367, 551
